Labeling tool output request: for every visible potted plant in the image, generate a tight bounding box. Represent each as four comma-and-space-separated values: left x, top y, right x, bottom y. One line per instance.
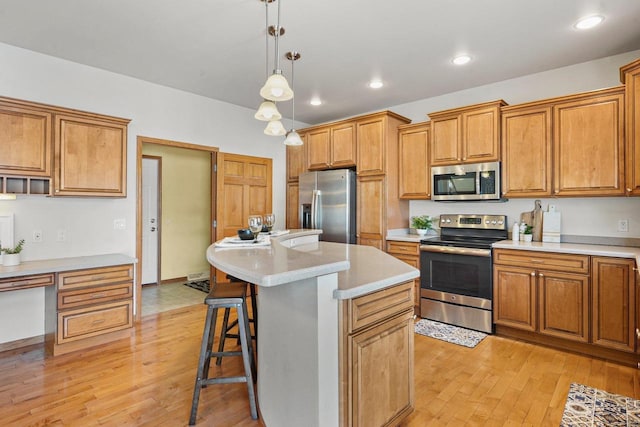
523, 225, 533, 242
411, 215, 433, 236
2, 239, 25, 266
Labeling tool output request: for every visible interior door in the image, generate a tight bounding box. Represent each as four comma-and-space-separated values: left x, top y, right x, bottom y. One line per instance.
141, 156, 161, 285
215, 152, 272, 283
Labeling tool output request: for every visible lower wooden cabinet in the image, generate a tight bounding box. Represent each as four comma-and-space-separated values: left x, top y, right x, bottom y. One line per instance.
386, 241, 421, 314
494, 249, 638, 366
46, 264, 134, 356
340, 281, 414, 426
591, 257, 635, 352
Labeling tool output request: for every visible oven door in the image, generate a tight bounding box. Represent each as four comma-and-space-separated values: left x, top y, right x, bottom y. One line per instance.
419, 246, 492, 303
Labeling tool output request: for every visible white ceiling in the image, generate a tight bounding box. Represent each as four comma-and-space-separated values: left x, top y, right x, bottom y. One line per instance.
0, 0, 639, 125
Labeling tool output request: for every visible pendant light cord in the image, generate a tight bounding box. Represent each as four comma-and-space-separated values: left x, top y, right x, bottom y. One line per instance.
265, 0, 269, 79
290, 55, 295, 129
274, 0, 281, 73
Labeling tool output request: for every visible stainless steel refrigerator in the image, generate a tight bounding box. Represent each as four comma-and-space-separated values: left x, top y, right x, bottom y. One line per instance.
298, 169, 357, 244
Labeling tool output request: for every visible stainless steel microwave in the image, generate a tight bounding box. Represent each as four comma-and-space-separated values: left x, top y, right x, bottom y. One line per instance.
431, 161, 501, 201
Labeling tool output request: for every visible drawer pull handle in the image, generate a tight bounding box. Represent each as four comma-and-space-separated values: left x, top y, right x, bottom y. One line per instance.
92, 319, 106, 325
91, 293, 107, 299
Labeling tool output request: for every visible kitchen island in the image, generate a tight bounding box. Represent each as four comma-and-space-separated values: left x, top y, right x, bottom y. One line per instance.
206, 230, 419, 427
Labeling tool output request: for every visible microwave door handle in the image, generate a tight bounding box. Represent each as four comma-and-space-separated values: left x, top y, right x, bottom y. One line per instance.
476, 173, 481, 194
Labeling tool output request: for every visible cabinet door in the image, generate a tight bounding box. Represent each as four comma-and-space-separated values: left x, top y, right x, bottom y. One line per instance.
286, 141, 306, 182
398, 125, 430, 199
330, 123, 356, 168
357, 118, 385, 175
591, 257, 635, 352
501, 107, 552, 197
623, 60, 640, 195
538, 271, 589, 342
349, 310, 414, 427
462, 105, 500, 163
553, 90, 625, 196
431, 116, 461, 166
286, 181, 299, 229
54, 114, 127, 197
357, 175, 385, 248
306, 128, 331, 170
493, 265, 536, 331
0, 103, 52, 177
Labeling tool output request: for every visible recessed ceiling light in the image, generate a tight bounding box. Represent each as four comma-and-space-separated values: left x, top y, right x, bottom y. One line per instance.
310, 97, 322, 106
574, 15, 604, 30
368, 79, 384, 89
452, 55, 472, 66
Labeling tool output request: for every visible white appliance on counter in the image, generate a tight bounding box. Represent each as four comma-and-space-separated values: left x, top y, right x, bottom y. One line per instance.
298, 169, 356, 244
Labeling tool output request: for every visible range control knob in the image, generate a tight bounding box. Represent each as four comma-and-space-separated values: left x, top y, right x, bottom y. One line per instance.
445, 218, 451, 223
498, 220, 504, 225
485, 220, 490, 224
491, 220, 497, 225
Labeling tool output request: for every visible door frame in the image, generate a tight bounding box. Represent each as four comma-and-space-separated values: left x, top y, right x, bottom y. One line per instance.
136, 136, 218, 322
141, 155, 162, 286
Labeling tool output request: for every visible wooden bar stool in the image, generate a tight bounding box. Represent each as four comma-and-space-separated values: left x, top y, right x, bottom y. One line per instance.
189, 282, 258, 425
216, 276, 258, 366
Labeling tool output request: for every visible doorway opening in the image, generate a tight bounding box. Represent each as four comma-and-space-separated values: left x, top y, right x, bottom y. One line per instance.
136, 136, 218, 320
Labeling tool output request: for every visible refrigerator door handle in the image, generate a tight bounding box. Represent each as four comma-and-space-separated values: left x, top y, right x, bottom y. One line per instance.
311, 189, 320, 229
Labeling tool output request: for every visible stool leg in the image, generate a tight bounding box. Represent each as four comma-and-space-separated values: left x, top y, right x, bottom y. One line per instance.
216, 307, 231, 366
249, 283, 258, 344
189, 305, 215, 425
237, 301, 258, 419
202, 307, 218, 381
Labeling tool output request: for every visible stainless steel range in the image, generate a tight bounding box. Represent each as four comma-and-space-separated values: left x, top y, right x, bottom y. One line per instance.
420, 214, 508, 333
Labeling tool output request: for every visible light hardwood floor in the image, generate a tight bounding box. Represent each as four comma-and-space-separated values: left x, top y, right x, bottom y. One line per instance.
1, 304, 638, 426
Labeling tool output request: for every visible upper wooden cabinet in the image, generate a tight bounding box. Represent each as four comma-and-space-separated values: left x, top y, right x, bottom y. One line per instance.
286, 140, 306, 182
501, 104, 553, 198
0, 100, 52, 177
306, 122, 356, 170
429, 100, 506, 166
54, 114, 128, 197
398, 122, 430, 199
553, 87, 625, 197
621, 58, 640, 196
0, 96, 130, 198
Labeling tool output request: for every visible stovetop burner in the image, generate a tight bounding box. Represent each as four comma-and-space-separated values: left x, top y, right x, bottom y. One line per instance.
420, 214, 508, 249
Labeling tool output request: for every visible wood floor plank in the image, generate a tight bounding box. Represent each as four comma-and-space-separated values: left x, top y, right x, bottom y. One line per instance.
1, 306, 639, 426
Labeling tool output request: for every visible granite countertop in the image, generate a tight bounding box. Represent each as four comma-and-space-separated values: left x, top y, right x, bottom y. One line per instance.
493, 240, 640, 266
0, 253, 136, 279
207, 230, 419, 300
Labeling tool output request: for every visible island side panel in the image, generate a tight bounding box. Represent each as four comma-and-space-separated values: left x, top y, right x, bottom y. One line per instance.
257, 273, 339, 427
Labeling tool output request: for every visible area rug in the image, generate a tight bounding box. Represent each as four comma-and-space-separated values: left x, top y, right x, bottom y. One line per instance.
184, 279, 210, 293
561, 383, 640, 426
414, 319, 487, 348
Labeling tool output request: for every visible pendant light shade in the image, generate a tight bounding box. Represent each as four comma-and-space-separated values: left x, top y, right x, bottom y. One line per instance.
260, 72, 293, 101
254, 100, 282, 121
264, 119, 287, 136
284, 129, 303, 146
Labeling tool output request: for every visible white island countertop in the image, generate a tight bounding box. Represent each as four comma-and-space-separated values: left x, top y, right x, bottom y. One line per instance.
206, 229, 419, 300
493, 240, 640, 266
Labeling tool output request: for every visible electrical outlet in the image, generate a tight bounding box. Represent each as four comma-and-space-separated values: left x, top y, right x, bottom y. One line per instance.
113, 218, 126, 230
618, 219, 629, 232
57, 229, 66, 242
32, 230, 43, 242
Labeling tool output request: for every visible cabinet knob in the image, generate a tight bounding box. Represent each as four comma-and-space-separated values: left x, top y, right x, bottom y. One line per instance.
627, 188, 632, 193
636, 328, 640, 339
539, 273, 544, 278
530, 272, 536, 277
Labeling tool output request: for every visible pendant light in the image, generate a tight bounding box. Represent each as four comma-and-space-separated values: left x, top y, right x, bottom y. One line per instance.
264, 119, 287, 136
255, 0, 282, 121
284, 51, 303, 146
259, 0, 293, 102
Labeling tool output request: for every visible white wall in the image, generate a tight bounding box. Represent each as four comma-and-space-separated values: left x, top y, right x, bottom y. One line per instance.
387, 49, 640, 238
0, 42, 299, 343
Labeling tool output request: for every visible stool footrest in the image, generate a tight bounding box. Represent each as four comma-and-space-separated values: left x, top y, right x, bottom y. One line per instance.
201, 376, 248, 386
210, 350, 243, 358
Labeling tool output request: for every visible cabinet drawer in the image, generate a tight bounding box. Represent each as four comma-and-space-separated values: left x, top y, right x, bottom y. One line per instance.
0, 273, 54, 292
386, 241, 420, 256
58, 265, 133, 291
58, 282, 133, 309
57, 300, 133, 344
347, 281, 414, 333
392, 254, 419, 269
493, 249, 589, 274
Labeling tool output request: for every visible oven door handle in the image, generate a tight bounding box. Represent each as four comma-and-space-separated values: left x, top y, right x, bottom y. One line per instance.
420, 245, 491, 257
